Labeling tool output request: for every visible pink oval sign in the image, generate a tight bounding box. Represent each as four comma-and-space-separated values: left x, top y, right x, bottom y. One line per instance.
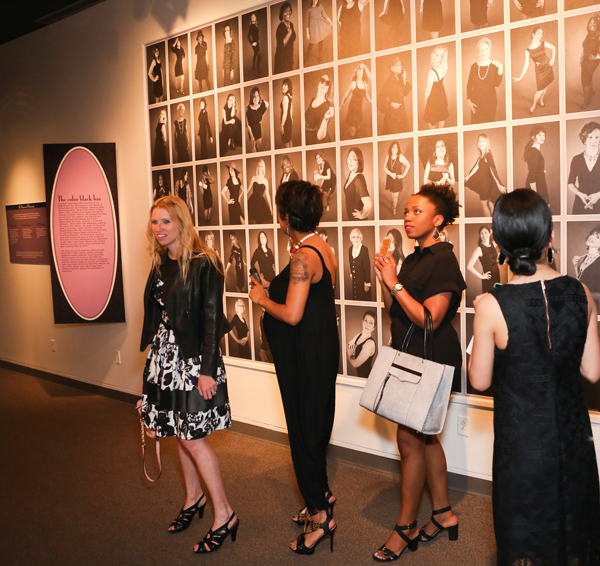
50, 147, 118, 320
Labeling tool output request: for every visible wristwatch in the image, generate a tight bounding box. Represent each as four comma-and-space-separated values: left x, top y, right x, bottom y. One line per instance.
390, 282, 404, 296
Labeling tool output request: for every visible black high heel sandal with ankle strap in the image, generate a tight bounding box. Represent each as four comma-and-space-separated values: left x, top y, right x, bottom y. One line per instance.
168, 494, 207, 533
292, 507, 337, 555
418, 505, 459, 543
194, 512, 239, 554
292, 490, 336, 525
373, 519, 419, 562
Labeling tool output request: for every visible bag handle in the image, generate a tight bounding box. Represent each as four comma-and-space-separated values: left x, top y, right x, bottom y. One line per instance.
401, 306, 434, 360
136, 400, 162, 483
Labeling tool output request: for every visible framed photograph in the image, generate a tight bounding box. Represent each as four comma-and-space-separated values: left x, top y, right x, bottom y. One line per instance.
416, 0, 456, 43
566, 221, 600, 312
306, 147, 338, 222
302, 0, 335, 67
151, 169, 171, 200
195, 163, 219, 227
173, 165, 195, 218
463, 127, 508, 218
377, 138, 414, 221
197, 228, 222, 259
246, 155, 274, 225
417, 133, 459, 190
146, 41, 166, 105
168, 34, 190, 99
378, 224, 414, 278
510, 22, 559, 120
191, 26, 214, 94
345, 304, 378, 378
149, 106, 170, 167
193, 95, 217, 161
271, 0, 300, 74
340, 142, 375, 222
249, 228, 277, 284
217, 89, 243, 157
336, 0, 371, 60
417, 41, 457, 130
244, 82, 272, 153
338, 59, 373, 141
170, 100, 192, 164
342, 224, 376, 302
226, 296, 252, 359
512, 121, 561, 215
242, 8, 269, 81
373, 0, 411, 51
252, 305, 274, 362
224, 229, 248, 293
275, 151, 303, 187
273, 74, 303, 149
216, 17, 241, 88
220, 160, 246, 225
375, 51, 413, 136
304, 68, 336, 145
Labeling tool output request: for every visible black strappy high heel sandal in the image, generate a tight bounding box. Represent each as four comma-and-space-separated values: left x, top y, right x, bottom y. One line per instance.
194, 512, 239, 554
168, 494, 207, 533
418, 506, 459, 543
292, 490, 336, 525
292, 508, 337, 555
373, 520, 419, 562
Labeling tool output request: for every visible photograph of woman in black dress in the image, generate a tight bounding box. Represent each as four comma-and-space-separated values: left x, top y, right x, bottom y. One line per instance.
466, 225, 500, 297
376, 54, 412, 135
147, 43, 164, 104
273, 1, 298, 74
219, 92, 242, 156
196, 164, 216, 225
465, 36, 504, 125
279, 154, 300, 186
422, 45, 449, 129
512, 25, 557, 115
172, 102, 191, 163
337, 0, 370, 59
339, 62, 372, 140
568, 121, 600, 214
304, 71, 335, 145
380, 227, 407, 275
224, 231, 247, 292
243, 10, 267, 80
347, 228, 372, 301
423, 139, 455, 188
580, 14, 600, 110
251, 229, 277, 283
193, 29, 211, 93
228, 298, 251, 359
381, 140, 411, 219
169, 35, 187, 97
247, 158, 273, 224
221, 162, 245, 225
464, 133, 507, 217
346, 309, 377, 377
276, 77, 294, 149
245, 85, 270, 153
312, 149, 337, 219
569, 222, 600, 311
216, 19, 239, 88
523, 125, 549, 204
152, 170, 170, 200
151, 107, 169, 167
303, 0, 334, 66
194, 96, 216, 161
375, 0, 410, 51
343, 146, 373, 221
174, 168, 194, 218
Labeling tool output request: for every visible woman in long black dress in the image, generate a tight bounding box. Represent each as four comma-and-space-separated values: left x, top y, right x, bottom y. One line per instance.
196, 98, 214, 160
279, 78, 294, 148
523, 125, 549, 206
221, 163, 245, 225
245, 86, 269, 153
247, 13, 262, 76
347, 310, 376, 378
225, 232, 246, 292
148, 46, 164, 103
314, 152, 336, 213
580, 14, 600, 110
247, 158, 272, 224
249, 180, 339, 555
229, 299, 251, 359
469, 188, 600, 565
173, 103, 190, 163
373, 184, 465, 562
251, 230, 276, 283
153, 110, 168, 166
464, 133, 506, 216
220, 94, 242, 155
194, 31, 211, 91
568, 121, 600, 215
305, 74, 335, 145
421, 0, 443, 39
423, 46, 449, 129
140, 196, 238, 554
348, 228, 372, 300
339, 63, 372, 139
198, 165, 214, 223
171, 36, 186, 95
344, 147, 372, 220
513, 26, 556, 114
467, 225, 500, 294
274, 2, 296, 74
383, 141, 411, 219
466, 37, 504, 124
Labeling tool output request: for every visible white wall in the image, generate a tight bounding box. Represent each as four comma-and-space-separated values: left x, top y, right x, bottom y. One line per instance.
1, 0, 599, 483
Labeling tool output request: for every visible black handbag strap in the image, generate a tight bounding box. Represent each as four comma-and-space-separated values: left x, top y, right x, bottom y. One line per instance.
401, 307, 434, 360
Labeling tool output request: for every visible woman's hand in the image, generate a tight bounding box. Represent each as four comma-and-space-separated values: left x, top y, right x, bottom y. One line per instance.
482, 271, 492, 280
347, 341, 356, 359
198, 374, 218, 401
249, 274, 268, 305
374, 252, 398, 291
468, 99, 477, 114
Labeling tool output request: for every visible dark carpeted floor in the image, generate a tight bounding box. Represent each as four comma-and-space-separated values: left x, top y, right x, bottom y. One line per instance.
0, 367, 497, 565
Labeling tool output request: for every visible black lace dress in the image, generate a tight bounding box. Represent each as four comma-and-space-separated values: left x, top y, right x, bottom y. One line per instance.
489, 276, 600, 566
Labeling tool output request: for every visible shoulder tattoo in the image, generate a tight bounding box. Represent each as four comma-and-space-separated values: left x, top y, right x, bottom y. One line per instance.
290, 250, 310, 285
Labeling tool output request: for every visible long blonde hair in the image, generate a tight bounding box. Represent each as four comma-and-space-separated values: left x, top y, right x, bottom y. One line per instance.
147, 196, 223, 281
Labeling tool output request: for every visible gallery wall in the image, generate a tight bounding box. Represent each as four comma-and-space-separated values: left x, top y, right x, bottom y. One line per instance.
1, 0, 600, 484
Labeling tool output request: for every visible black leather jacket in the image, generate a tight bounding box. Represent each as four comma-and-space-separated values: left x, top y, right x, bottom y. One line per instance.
140, 253, 230, 377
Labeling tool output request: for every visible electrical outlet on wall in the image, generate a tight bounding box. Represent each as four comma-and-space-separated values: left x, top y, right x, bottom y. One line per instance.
458, 415, 469, 437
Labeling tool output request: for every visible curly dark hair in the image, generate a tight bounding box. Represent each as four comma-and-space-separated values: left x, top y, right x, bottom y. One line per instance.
276, 180, 323, 232
418, 184, 460, 229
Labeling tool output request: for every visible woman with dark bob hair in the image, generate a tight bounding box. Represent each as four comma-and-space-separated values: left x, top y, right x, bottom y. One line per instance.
249, 180, 339, 555
568, 121, 600, 214
469, 188, 600, 565
373, 184, 465, 562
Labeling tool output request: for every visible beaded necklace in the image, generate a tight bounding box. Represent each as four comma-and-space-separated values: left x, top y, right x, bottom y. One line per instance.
290, 232, 318, 258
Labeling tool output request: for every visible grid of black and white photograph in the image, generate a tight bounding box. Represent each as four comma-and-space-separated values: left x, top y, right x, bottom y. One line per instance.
146, 0, 600, 408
